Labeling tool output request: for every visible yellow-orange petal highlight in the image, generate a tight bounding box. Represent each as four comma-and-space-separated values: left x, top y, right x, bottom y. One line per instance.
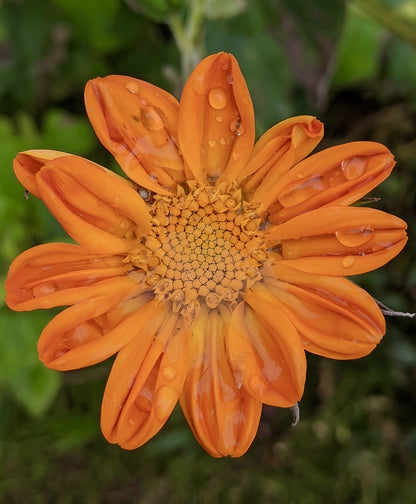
4, 51, 409, 458
178, 52, 255, 183
240, 116, 324, 198
85, 75, 184, 195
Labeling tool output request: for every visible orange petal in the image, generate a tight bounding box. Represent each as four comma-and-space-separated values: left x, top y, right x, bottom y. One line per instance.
34, 154, 150, 253
5, 243, 132, 311
239, 290, 307, 406
265, 141, 395, 220
179, 306, 262, 458
85, 75, 184, 194
101, 308, 189, 450
267, 206, 408, 275
38, 278, 149, 370
13, 150, 73, 197
178, 52, 255, 183
263, 262, 385, 359
241, 116, 323, 198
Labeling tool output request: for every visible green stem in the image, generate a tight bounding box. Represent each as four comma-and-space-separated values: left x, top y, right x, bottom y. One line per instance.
169, 0, 206, 86
352, 0, 416, 48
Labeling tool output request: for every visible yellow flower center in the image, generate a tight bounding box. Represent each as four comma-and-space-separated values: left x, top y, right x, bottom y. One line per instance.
128, 182, 268, 323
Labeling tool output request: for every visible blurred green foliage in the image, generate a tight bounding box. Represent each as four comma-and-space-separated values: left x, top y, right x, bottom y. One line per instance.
0, 0, 415, 502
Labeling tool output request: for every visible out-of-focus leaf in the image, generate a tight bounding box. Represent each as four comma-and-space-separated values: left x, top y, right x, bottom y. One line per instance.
41, 108, 96, 154
126, 0, 187, 22
204, 0, 247, 19
332, 5, 383, 87
52, 0, 121, 51
0, 310, 61, 417
387, 39, 416, 101
270, 0, 347, 108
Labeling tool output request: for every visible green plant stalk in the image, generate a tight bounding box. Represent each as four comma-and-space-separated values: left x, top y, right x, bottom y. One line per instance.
352, 0, 416, 48
169, 0, 206, 86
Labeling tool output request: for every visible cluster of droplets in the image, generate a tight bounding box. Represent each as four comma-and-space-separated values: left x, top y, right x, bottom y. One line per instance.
128, 182, 267, 323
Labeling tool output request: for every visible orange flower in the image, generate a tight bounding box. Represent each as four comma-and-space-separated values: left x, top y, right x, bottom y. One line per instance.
5, 52, 408, 457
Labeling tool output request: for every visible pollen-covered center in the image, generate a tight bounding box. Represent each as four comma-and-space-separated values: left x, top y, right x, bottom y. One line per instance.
128, 182, 267, 322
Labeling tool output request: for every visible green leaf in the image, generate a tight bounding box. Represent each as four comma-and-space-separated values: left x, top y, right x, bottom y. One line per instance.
127, 0, 187, 22
204, 0, 247, 19
332, 5, 383, 87
262, 0, 347, 106
0, 309, 61, 417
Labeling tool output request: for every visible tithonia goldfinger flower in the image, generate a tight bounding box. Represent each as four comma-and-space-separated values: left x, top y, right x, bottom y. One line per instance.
5, 52, 408, 457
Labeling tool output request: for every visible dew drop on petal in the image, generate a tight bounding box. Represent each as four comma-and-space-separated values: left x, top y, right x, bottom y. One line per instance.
154, 386, 178, 422
141, 106, 164, 131
229, 118, 245, 136
128, 418, 136, 426
161, 365, 177, 382
342, 256, 356, 268
215, 115, 223, 122
341, 156, 368, 180
33, 282, 56, 297
208, 140, 217, 148
125, 81, 140, 94
227, 74, 234, 84
279, 175, 324, 208
335, 226, 374, 247
208, 87, 227, 110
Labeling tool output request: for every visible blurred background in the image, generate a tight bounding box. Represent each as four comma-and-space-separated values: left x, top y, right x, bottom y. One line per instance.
0, 0, 415, 502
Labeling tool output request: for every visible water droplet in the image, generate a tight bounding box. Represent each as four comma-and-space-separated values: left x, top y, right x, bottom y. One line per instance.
125, 80, 140, 94
220, 137, 227, 146
229, 118, 245, 136
296, 172, 304, 179
335, 226, 374, 247
215, 115, 223, 122
232, 150, 241, 161
279, 175, 324, 208
141, 106, 164, 131
341, 156, 368, 180
161, 365, 177, 382
227, 74, 234, 84
342, 256, 356, 268
33, 282, 56, 297
208, 140, 216, 148
208, 87, 227, 110
154, 386, 178, 422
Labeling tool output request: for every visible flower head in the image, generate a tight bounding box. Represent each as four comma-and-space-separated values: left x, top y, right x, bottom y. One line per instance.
5, 52, 408, 457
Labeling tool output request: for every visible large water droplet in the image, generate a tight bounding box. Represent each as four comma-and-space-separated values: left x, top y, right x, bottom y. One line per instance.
154, 386, 178, 422
33, 282, 56, 297
141, 106, 164, 131
229, 118, 245, 136
279, 175, 324, 208
335, 226, 374, 247
125, 81, 140, 94
208, 87, 227, 110
342, 256, 356, 268
341, 156, 368, 180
